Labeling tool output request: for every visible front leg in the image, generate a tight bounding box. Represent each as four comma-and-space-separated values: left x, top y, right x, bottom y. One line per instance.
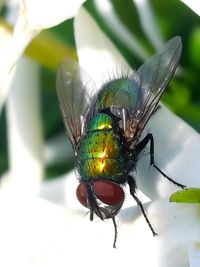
135, 133, 186, 188
127, 175, 157, 236
85, 182, 118, 248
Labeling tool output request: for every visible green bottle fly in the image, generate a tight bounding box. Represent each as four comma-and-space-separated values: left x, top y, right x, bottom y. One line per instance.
56, 37, 185, 248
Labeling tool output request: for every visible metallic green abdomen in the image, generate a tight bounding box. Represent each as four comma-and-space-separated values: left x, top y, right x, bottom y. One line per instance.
77, 114, 125, 181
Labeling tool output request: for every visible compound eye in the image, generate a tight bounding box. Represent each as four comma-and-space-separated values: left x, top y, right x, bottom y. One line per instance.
93, 180, 124, 206
76, 182, 88, 207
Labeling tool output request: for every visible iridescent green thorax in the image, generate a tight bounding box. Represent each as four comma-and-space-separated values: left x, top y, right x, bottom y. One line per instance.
96, 78, 139, 110
77, 113, 125, 181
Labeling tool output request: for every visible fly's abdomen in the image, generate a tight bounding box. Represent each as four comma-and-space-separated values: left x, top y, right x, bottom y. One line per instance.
77, 130, 125, 181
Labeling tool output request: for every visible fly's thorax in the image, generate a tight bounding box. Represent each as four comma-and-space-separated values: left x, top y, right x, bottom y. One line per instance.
96, 78, 140, 111
77, 113, 126, 181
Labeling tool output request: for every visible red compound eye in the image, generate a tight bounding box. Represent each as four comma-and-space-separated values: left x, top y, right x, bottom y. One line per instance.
93, 180, 124, 206
76, 182, 88, 207
76, 180, 125, 208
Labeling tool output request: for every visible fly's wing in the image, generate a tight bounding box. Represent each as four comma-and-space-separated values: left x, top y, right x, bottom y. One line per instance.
92, 37, 182, 140
56, 58, 97, 152
128, 36, 182, 136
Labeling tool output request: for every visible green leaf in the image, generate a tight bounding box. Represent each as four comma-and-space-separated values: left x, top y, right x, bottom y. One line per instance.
169, 188, 200, 203
189, 27, 200, 70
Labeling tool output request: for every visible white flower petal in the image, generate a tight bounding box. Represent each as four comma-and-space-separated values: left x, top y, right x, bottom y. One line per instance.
0, 3, 36, 114
44, 133, 73, 166
3, 57, 43, 194
0, 24, 12, 57
127, 198, 200, 267
74, 7, 130, 89
2, 187, 199, 266
74, 6, 200, 200
118, 198, 200, 267
180, 0, 200, 16
119, 199, 200, 267
133, 0, 163, 49
188, 243, 200, 267
93, 0, 148, 60
20, 0, 86, 30
0, 20, 36, 114
40, 171, 81, 209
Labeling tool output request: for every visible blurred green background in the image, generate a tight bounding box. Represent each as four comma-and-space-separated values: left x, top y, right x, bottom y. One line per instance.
0, 0, 200, 179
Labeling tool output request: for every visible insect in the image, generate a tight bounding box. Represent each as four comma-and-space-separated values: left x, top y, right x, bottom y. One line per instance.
56, 36, 186, 248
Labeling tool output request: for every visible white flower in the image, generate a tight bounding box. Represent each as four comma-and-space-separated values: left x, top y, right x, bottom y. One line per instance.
2, 188, 200, 267
0, 2, 200, 266
40, 7, 200, 267
19, 0, 86, 29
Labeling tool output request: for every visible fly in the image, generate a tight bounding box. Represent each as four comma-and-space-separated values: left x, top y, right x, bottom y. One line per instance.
56, 36, 186, 248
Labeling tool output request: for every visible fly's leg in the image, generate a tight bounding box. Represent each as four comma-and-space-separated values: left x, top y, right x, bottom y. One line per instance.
112, 216, 117, 248
135, 133, 186, 189
85, 182, 104, 221
85, 182, 118, 248
152, 104, 161, 114
127, 175, 157, 236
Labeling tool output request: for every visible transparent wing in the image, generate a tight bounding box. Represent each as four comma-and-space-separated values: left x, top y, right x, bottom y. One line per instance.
131, 36, 182, 133
91, 37, 182, 140
56, 58, 96, 151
